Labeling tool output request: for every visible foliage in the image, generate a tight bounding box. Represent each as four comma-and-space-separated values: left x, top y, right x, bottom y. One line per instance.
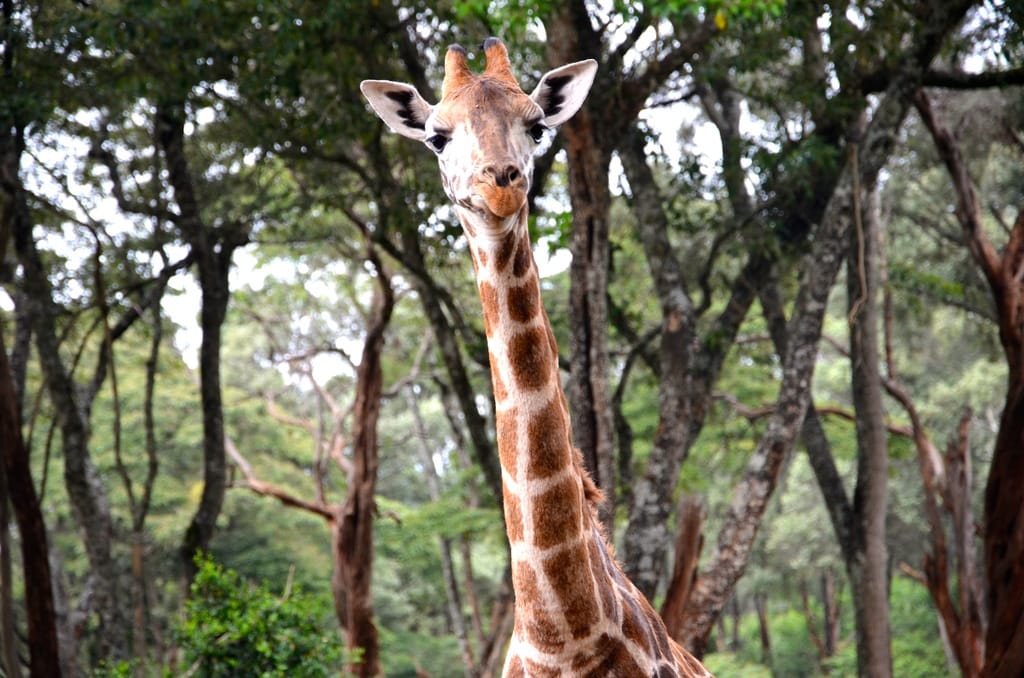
701, 652, 773, 677
4, 0, 1022, 675
175, 555, 348, 678
826, 577, 950, 678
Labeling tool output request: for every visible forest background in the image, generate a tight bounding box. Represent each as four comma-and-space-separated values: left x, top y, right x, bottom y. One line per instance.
1, 0, 1023, 676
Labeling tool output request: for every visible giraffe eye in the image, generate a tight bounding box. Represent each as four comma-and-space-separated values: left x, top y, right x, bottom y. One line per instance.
426, 134, 449, 153
528, 123, 548, 143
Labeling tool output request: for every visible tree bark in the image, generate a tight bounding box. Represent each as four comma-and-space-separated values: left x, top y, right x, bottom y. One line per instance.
156, 103, 246, 584
617, 121, 769, 597
677, 0, 974, 648
661, 495, 705, 640
846, 185, 893, 678
335, 249, 393, 676
822, 569, 841, 658
546, 1, 617, 530
0, 331, 61, 678
543, 2, 717, 534
0, 128, 62, 671
754, 592, 772, 667
4, 103, 124, 665
799, 578, 827, 664
0, 464, 21, 678
913, 88, 1023, 678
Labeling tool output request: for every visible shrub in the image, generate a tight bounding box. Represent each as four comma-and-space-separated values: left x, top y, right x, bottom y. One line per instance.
176, 555, 348, 677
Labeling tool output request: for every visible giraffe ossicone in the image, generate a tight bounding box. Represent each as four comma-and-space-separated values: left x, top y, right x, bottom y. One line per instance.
362, 38, 712, 677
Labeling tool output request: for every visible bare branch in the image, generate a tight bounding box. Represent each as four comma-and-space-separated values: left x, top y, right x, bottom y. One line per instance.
224, 435, 334, 522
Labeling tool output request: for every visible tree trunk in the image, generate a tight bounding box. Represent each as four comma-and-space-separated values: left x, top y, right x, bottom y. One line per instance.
4, 113, 124, 666
983, 387, 1024, 678
0, 473, 21, 678
617, 121, 768, 598
822, 570, 841, 658
478, 567, 514, 678
0, 330, 62, 677
156, 103, 243, 584
543, 0, 721, 575
912, 89, 1022, 678
545, 2, 617, 531
661, 495, 705, 640
754, 592, 772, 667
676, 0, 974, 642
729, 595, 741, 652
799, 578, 827, 666
846, 185, 893, 677
335, 256, 393, 676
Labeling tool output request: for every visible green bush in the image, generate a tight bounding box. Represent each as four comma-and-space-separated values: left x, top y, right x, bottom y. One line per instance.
176, 555, 348, 677
702, 652, 773, 677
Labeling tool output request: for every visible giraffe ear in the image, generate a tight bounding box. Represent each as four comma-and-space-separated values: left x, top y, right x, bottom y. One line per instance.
529, 60, 597, 128
360, 80, 434, 141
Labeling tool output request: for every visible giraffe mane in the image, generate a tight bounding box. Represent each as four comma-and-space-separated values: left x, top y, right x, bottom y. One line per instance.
573, 446, 605, 516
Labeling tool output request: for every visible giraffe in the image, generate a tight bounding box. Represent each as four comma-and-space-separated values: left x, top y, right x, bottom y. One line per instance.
361, 38, 712, 677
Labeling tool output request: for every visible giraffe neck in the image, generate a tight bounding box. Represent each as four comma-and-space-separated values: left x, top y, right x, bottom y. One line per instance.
457, 205, 612, 647
456, 206, 708, 675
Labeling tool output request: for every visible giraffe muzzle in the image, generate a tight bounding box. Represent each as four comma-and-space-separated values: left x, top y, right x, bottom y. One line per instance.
476, 164, 527, 218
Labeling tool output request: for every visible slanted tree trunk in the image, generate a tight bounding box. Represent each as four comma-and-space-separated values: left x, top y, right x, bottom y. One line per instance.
846, 184, 893, 677
677, 1, 974, 648
617, 120, 767, 599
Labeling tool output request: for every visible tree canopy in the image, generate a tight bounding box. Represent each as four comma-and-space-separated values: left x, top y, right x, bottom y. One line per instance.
1, 1, 1022, 676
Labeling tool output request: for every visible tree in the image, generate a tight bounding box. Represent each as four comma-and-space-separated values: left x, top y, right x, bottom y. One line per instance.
914, 87, 1024, 678
675, 0, 976, 661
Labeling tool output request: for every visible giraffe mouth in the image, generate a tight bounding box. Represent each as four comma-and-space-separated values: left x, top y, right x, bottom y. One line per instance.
473, 183, 527, 219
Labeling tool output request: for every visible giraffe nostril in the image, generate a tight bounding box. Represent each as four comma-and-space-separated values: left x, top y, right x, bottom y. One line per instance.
494, 165, 521, 188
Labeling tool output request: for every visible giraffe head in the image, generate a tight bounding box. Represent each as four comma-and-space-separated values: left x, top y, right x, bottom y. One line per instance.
361, 38, 596, 230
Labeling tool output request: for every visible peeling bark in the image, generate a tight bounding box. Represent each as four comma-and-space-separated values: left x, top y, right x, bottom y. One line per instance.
661, 495, 705, 640
914, 89, 1022, 678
